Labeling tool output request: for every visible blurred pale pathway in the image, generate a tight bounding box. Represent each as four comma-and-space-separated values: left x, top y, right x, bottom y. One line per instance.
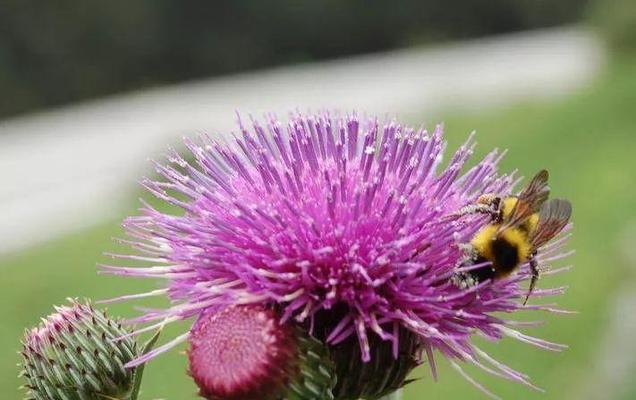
0, 27, 603, 255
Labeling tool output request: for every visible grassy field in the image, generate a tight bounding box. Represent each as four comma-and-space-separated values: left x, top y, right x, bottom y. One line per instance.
2, 57, 635, 399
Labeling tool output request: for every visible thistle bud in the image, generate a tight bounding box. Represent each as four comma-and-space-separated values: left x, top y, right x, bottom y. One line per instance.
188, 304, 336, 400
19, 299, 138, 400
330, 328, 421, 400
312, 306, 421, 400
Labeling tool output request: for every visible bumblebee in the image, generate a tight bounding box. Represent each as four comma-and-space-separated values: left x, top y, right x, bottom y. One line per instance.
452, 170, 572, 304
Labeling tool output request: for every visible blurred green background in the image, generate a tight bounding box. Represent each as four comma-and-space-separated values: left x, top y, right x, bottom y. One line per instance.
1, 1, 636, 399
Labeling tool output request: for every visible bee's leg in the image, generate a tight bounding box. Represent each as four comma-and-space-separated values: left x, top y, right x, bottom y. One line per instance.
451, 244, 478, 289
457, 242, 472, 253
456, 243, 475, 261
454, 203, 494, 218
451, 272, 476, 289
450, 196, 502, 222
524, 253, 540, 305
491, 196, 503, 223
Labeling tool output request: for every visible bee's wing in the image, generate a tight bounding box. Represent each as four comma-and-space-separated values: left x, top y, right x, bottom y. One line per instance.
530, 198, 572, 248
499, 170, 550, 231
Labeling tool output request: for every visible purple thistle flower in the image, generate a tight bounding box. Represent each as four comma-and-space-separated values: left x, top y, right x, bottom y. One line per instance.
102, 111, 572, 395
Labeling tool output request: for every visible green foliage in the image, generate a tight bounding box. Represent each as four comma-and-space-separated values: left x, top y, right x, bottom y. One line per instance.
129, 328, 162, 400
588, 0, 636, 54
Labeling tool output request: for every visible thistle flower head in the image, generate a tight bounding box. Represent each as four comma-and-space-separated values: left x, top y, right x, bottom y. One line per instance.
20, 299, 138, 400
104, 111, 572, 395
188, 304, 335, 400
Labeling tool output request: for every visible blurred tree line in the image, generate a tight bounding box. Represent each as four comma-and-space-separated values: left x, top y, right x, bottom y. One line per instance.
589, 0, 636, 54
0, 0, 589, 119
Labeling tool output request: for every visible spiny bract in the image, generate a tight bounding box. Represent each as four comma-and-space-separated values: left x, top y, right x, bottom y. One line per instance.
20, 299, 138, 400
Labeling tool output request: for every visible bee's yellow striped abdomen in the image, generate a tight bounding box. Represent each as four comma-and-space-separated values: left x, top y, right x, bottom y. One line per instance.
471, 225, 498, 260
470, 223, 532, 270
500, 227, 532, 262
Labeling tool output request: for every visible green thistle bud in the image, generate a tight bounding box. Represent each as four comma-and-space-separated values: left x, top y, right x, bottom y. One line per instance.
187, 304, 336, 400
19, 299, 139, 400
330, 327, 421, 400
312, 306, 422, 400
287, 332, 337, 400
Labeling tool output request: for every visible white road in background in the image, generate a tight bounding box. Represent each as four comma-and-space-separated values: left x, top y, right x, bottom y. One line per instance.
0, 27, 603, 256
